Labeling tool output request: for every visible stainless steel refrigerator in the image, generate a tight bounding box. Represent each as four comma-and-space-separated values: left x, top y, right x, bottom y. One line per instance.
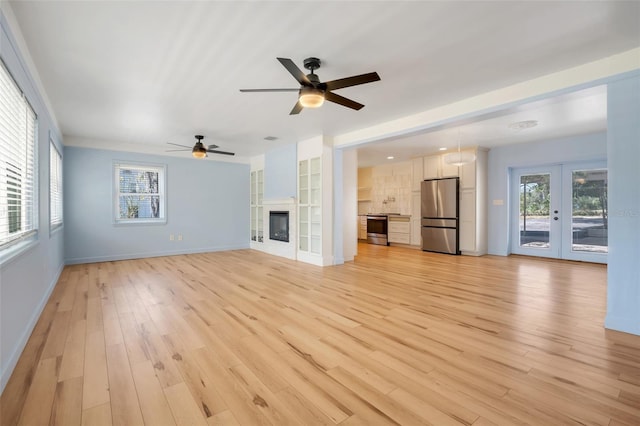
421, 178, 460, 254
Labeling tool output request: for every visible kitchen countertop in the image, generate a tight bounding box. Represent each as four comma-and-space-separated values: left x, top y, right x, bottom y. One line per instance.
359, 213, 411, 218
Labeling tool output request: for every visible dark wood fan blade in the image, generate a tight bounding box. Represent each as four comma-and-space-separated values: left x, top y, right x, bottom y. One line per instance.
207, 144, 219, 149
167, 142, 192, 148
239, 88, 299, 92
289, 100, 303, 115
323, 72, 380, 91
165, 149, 190, 152
325, 91, 364, 110
206, 149, 235, 156
277, 58, 311, 85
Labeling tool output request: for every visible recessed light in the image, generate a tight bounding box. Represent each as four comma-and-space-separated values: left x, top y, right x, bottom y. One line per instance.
387, 156, 394, 160
508, 120, 538, 131
263, 136, 278, 141
439, 147, 447, 151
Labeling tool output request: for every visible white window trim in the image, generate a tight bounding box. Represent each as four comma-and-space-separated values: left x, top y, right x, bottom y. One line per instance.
49, 135, 63, 233
113, 161, 167, 225
0, 58, 39, 256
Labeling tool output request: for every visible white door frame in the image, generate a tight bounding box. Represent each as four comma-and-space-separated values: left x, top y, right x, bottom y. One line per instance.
510, 162, 608, 263
510, 165, 562, 258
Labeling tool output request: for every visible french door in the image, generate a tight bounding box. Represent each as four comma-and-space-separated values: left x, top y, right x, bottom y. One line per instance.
511, 162, 607, 263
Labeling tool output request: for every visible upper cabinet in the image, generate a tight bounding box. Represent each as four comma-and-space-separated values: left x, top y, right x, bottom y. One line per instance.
357, 167, 372, 201
411, 157, 423, 191
422, 154, 459, 180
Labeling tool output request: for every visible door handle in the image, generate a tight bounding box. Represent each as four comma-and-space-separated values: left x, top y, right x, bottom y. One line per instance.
554, 217, 559, 220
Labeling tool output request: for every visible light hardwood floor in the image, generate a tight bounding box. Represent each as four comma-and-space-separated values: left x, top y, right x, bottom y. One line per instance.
2, 243, 640, 425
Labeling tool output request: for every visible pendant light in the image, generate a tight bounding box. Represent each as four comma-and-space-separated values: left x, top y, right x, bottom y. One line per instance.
443, 130, 475, 166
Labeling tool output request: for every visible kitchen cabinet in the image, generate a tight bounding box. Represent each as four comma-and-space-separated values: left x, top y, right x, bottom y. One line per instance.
388, 215, 411, 244
423, 154, 459, 180
460, 154, 476, 189
358, 215, 367, 240
457, 148, 488, 256
411, 192, 421, 246
411, 157, 423, 191
459, 189, 476, 252
358, 167, 372, 201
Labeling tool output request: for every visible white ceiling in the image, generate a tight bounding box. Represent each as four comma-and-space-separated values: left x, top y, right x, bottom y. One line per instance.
6, 1, 640, 163
356, 84, 608, 167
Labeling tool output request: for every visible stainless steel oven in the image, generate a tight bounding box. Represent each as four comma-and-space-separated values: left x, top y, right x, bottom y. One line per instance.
366, 214, 389, 245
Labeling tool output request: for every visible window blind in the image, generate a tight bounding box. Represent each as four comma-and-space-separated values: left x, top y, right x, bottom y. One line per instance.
50, 140, 63, 229
0, 60, 37, 248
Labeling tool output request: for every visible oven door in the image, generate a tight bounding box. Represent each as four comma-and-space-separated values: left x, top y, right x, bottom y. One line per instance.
366, 216, 388, 245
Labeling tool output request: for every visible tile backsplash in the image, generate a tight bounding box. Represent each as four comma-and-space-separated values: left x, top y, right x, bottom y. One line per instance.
359, 162, 412, 215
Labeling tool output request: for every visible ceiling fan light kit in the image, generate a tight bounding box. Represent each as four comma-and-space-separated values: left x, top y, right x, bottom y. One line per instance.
192, 142, 207, 159
240, 56, 380, 115
299, 87, 325, 108
166, 134, 235, 158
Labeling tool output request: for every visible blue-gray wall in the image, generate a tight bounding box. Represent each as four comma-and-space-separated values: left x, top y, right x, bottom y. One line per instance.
64, 147, 249, 264
487, 132, 607, 256
264, 143, 297, 199
605, 74, 640, 335
1, 12, 65, 392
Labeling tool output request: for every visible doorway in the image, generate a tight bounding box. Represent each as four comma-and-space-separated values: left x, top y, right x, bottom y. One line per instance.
511, 161, 608, 263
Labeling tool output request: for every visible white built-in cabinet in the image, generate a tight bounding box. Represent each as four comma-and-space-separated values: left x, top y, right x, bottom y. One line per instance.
410, 148, 486, 255
411, 192, 421, 246
388, 215, 411, 244
458, 149, 487, 255
298, 157, 322, 255
411, 158, 423, 192
358, 215, 367, 240
423, 154, 459, 180
250, 169, 264, 243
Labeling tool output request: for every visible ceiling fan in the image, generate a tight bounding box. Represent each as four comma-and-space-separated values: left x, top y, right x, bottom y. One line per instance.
166, 135, 235, 159
240, 57, 380, 115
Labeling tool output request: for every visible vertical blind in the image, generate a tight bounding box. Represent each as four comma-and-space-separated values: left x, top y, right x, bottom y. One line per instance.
50, 140, 63, 229
0, 60, 37, 248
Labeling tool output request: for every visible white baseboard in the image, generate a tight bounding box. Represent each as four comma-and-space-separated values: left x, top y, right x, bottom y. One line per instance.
0, 262, 64, 393
64, 244, 250, 265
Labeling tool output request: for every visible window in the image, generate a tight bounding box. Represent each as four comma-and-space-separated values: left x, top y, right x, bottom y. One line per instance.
114, 162, 166, 224
50, 140, 63, 230
0, 60, 37, 249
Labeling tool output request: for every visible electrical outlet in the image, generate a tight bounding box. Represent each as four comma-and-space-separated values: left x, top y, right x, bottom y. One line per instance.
170, 234, 174, 241
178, 234, 183, 241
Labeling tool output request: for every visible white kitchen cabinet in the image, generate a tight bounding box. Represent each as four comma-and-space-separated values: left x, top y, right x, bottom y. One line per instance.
411, 157, 423, 191
460, 155, 476, 189
440, 157, 459, 178
388, 216, 411, 244
411, 192, 421, 246
458, 148, 488, 256
423, 154, 459, 180
358, 167, 372, 201
459, 189, 476, 252
423, 155, 440, 179
358, 216, 367, 240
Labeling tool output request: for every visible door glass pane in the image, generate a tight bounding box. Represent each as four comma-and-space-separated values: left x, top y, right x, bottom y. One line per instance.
572, 169, 607, 253
519, 174, 550, 248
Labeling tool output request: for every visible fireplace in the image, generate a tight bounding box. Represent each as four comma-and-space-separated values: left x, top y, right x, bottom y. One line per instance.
269, 211, 289, 242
